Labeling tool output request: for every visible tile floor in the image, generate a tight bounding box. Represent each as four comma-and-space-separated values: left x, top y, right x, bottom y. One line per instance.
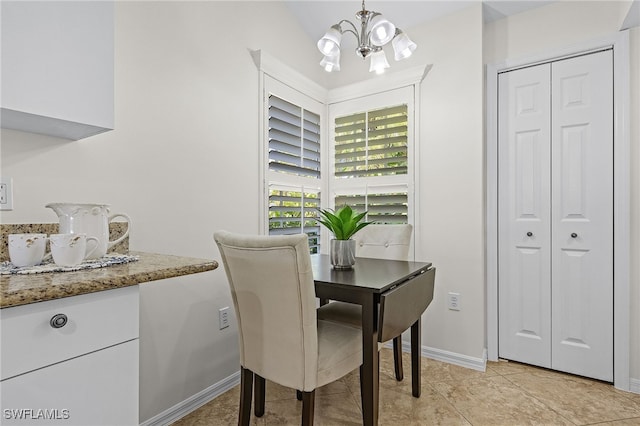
173, 348, 640, 425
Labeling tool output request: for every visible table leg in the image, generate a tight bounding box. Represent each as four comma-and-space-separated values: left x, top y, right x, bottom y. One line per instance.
361, 297, 379, 426
411, 318, 421, 398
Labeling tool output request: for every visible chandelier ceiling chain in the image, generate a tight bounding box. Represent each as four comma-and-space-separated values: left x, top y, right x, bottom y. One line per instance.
317, 0, 417, 74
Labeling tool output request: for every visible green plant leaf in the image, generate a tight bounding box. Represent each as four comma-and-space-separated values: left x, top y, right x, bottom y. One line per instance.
317, 205, 376, 240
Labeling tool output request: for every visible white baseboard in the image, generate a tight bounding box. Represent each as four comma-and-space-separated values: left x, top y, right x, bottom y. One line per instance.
421, 345, 487, 372
140, 371, 240, 426
392, 341, 487, 372
630, 378, 640, 394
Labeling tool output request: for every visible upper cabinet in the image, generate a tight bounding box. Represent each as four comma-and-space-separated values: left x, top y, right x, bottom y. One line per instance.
1, 1, 114, 141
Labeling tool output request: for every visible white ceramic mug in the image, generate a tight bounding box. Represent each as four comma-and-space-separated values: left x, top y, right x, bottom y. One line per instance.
8, 233, 48, 267
49, 233, 99, 267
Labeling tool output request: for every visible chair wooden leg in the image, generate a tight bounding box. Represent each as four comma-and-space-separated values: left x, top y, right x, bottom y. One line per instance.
254, 374, 265, 417
239, 367, 253, 426
301, 390, 315, 426
393, 335, 404, 381
296, 390, 303, 401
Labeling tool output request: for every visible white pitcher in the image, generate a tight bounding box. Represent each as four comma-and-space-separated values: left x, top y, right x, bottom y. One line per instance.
45, 203, 131, 259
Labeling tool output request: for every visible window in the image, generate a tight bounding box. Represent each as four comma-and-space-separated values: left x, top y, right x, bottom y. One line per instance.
334, 105, 408, 178
257, 55, 420, 258
268, 96, 320, 179
262, 76, 324, 252
329, 87, 414, 248
268, 186, 320, 253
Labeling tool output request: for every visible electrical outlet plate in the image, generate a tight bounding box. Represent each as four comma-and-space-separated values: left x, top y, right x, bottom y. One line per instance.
448, 292, 461, 311
218, 307, 230, 330
0, 177, 13, 211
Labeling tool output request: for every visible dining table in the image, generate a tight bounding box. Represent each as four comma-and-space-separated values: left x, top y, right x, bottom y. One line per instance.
311, 254, 433, 426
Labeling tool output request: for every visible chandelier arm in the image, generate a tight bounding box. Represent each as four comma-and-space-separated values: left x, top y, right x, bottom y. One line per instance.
336, 19, 359, 40
362, 11, 381, 45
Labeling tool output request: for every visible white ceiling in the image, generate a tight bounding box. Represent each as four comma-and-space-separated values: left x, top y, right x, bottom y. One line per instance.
284, 0, 556, 42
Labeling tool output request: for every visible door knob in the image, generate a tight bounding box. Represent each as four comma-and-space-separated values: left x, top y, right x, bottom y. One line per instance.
526, 232, 533, 237
571, 233, 578, 238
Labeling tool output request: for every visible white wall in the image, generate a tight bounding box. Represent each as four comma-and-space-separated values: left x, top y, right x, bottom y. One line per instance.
484, 1, 640, 383
413, 5, 486, 361
0, 1, 326, 422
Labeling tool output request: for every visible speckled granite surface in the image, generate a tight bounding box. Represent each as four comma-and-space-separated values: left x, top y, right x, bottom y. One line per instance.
0, 251, 218, 308
0, 223, 129, 262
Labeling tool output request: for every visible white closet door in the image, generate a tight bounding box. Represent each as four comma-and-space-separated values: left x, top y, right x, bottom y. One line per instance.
498, 63, 552, 368
551, 50, 613, 381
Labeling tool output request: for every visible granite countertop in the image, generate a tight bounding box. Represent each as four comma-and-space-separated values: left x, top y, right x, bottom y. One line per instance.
0, 251, 218, 309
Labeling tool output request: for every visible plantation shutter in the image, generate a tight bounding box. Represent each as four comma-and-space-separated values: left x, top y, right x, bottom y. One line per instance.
269, 95, 320, 178
268, 187, 321, 253
335, 105, 408, 178
332, 103, 409, 225
335, 191, 408, 224
266, 92, 322, 253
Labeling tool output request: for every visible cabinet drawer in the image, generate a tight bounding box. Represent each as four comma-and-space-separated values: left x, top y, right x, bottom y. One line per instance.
1, 286, 138, 380
1, 339, 138, 425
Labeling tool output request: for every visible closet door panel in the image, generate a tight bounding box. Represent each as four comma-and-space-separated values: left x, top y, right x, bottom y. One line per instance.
551, 50, 613, 381
498, 64, 552, 367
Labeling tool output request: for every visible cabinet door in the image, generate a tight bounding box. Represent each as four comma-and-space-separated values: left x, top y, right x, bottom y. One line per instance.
1, 1, 114, 140
498, 63, 552, 368
1, 340, 138, 426
551, 50, 613, 382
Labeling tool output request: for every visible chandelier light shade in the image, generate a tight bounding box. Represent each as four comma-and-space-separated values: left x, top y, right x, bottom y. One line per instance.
368, 50, 390, 74
317, 0, 417, 73
368, 15, 396, 46
317, 25, 342, 56
391, 29, 417, 61
320, 51, 341, 72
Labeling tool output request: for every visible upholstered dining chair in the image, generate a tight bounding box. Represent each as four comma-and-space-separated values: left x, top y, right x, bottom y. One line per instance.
214, 231, 363, 426
317, 224, 428, 394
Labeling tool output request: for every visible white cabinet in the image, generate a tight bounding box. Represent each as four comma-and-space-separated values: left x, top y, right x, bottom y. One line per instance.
1, 286, 139, 425
0, 1, 114, 140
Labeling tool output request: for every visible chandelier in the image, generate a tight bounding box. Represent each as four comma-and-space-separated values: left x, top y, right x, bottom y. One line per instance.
317, 0, 417, 74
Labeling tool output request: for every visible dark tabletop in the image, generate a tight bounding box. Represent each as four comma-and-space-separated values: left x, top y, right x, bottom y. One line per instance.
311, 254, 432, 293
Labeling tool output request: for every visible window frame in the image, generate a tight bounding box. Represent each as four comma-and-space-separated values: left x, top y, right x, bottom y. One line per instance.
325, 87, 416, 258
260, 75, 327, 242
255, 50, 427, 258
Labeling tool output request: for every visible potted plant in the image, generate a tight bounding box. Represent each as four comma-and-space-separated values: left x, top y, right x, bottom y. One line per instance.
317, 205, 374, 269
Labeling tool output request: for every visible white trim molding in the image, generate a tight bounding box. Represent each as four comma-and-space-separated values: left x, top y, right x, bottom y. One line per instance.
394, 340, 487, 372
140, 371, 240, 426
327, 64, 432, 105
250, 49, 327, 104
486, 31, 631, 391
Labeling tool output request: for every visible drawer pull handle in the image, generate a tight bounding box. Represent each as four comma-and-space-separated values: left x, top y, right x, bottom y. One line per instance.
526, 232, 533, 237
50, 313, 68, 329
571, 233, 578, 238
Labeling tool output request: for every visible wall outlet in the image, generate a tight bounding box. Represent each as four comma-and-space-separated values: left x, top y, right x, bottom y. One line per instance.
448, 292, 461, 311
0, 177, 13, 211
218, 307, 230, 330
